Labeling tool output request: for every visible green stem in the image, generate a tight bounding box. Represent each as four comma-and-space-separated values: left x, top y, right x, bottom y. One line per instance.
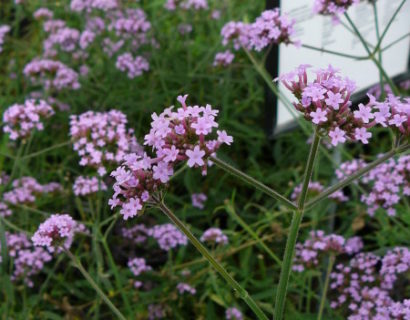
65, 249, 126, 320
317, 255, 335, 320
209, 156, 297, 210
372, 2, 384, 96
274, 130, 321, 320
301, 44, 367, 60
381, 32, 410, 52
100, 238, 132, 314
373, 0, 407, 53
306, 144, 410, 209
344, 13, 399, 95
155, 197, 269, 320
225, 201, 282, 265
21, 140, 71, 160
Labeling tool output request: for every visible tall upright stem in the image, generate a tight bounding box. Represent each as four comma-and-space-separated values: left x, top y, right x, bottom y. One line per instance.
274, 129, 321, 320
317, 255, 335, 320
155, 197, 269, 320
372, 2, 384, 96
65, 250, 126, 320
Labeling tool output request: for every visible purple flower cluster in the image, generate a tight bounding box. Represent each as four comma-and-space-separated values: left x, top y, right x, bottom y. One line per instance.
108, 8, 151, 46
291, 181, 348, 203
0, 25, 10, 53
115, 53, 149, 79
121, 224, 150, 245
70, 0, 118, 12
3, 99, 54, 140
109, 95, 232, 219
225, 307, 243, 320
330, 247, 410, 319
335, 158, 367, 180
213, 50, 235, 67
200, 228, 229, 245
277, 65, 383, 146
176, 282, 196, 295
148, 304, 166, 319
355, 94, 410, 137
293, 230, 362, 272
128, 257, 152, 288
1, 176, 61, 218
43, 27, 81, 57
149, 224, 188, 251
337, 155, 410, 216
0, 202, 12, 218
23, 59, 80, 91
69, 110, 140, 176
33, 8, 54, 20
313, 0, 359, 19
3, 176, 61, 207
177, 23, 193, 35
0, 232, 52, 287
248, 9, 296, 51
43, 19, 66, 33
218, 9, 296, 63
73, 176, 107, 196
165, 0, 208, 11
191, 193, 207, 209
32, 214, 85, 252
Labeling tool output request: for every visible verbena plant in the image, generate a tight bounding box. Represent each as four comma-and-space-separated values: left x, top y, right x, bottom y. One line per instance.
0, 0, 409, 319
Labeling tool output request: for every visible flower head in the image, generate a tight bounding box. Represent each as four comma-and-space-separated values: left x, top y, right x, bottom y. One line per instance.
32, 214, 85, 252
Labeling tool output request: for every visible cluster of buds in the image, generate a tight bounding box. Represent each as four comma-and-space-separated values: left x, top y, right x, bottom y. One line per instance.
293, 230, 363, 272
32, 214, 86, 252
3, 99, 54, 140
69, 110, 140, 176
109, 95, 232, 220
23, 59, 80, 91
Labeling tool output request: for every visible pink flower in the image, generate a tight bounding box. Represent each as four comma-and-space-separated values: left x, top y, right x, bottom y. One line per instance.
329, 127, 346, 146
309, 109, 328, 124
186, 146, 205, 167
325, 91, 344, 110
354, 128, 372, 144
354, 103, 374, 123
217, 130, 233, 145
